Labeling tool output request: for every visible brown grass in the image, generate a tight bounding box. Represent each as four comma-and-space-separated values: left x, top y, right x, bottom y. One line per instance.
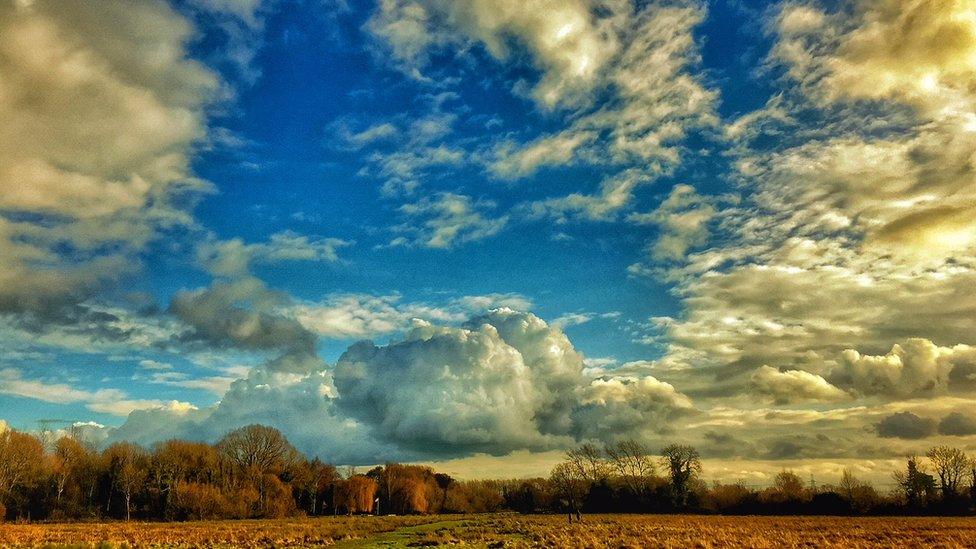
2, 514, 976, 548
428, 514, 976, 548
0, 515, 438, 548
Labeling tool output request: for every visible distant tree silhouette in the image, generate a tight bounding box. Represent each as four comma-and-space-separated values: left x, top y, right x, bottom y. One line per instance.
434, 473, 454, 511
773, 470, 807, 502
549, 462, 587, 512
927, 445, 968, 502
660, 444, 701, 508
565, 444, 609, 484
5, 424, 976, 522
604, 440, 657, 499
894, 455, 936, 508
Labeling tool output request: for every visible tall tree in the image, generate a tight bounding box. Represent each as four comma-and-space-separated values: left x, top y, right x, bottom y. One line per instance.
565, 444, 609, 484
216, 425, 298, 475
104, 442, 148, 521
772, 470, 807, 502
216, 425, 300, 516
926, 445, 968, 501
660, 444, 701, 507
0, 430, 45, 518
894, 455, 936, 507
604, 440, 656, 497
549, 461, 587, 511
838, 469, 859, 502
434, 473, 454, 512
51, 437, 89, 508
151, 439, 219, 516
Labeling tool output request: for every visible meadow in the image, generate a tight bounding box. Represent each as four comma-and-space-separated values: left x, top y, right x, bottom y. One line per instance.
3, 513, 976, 548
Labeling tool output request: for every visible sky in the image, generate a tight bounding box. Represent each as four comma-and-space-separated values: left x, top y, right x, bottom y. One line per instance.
1, 0, 976, 485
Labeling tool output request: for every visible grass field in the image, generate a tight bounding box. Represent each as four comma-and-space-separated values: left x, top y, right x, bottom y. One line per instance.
2, 513, 976, 548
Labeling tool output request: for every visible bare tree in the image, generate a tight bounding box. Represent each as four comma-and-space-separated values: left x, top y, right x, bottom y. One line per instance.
660, 444, 701, 507
772, 470, 807, 502
549, 461, 588, 511
565, 443, 609, 484
105, 442, 147, 521
926, 445, 968, 501
0, 430, 45, 517
51, 437, 88, 505
969, 456, 976, 504
838, 468, 859, 502
217, 424, 298, 475
604, 440, 656, 496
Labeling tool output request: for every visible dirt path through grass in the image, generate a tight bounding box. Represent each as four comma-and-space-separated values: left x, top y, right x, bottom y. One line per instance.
332, 518, 489, 548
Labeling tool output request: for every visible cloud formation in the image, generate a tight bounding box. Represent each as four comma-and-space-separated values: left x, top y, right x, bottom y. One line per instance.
876, 411, 936, 440
333, 309, 585, 454
938, 412, 976, 437
765, 0, 976, 257
332, 309, 696, 456
393, 193, 508, 248
107, 309, 694, 462
831, 339, 976, 398
0, 0, 219, 313
0, 368, 189, 417
289, 293, 533, 339
367, 0, 717, 228
751, 366, 847, 405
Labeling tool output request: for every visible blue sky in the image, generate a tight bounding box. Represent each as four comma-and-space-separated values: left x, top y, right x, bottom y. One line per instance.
2, 0, 976, 482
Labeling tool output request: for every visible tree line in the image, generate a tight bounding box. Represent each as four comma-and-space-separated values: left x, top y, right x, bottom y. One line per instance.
2, 425, 976, 521
0, 424, 502, 521
534, 442, 976, 516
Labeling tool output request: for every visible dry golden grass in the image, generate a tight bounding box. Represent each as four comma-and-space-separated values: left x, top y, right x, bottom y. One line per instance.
423, 514, 976, 548
0, 515, 438, 548
3, 514, 976, 548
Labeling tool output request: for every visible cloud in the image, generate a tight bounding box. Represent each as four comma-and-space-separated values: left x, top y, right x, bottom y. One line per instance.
832, 338, 976, 398
491, 132, 595, 179
114, 309, 703, 463
346, 123, 400, 147
938, 411, 976, 436
643, 260, 976, 401
0, 0, 220, 313
629, 184, 721, 261
368, 0, 718, 228
522, 170, 651, 223
333, 309, 582, 454
632, 0, 976, 407
732, 126, 976, 260
876, 411, 936, 440
329, 309, 695, 456
170, 279, 317, 358
751, 366, 848, 404
0, 367, 188, 417
393, 192, 508, 248
778, 0, 976, 115
110, 360, 406, 464
369, 0, 619, 108
762, 0, 976, 257
289, 292, 533, 339
571, 375, 695, 441
139, 360, 174, 371
196, 232, 350, 279
340, 109, 465, 197
551, 313, 594, 329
